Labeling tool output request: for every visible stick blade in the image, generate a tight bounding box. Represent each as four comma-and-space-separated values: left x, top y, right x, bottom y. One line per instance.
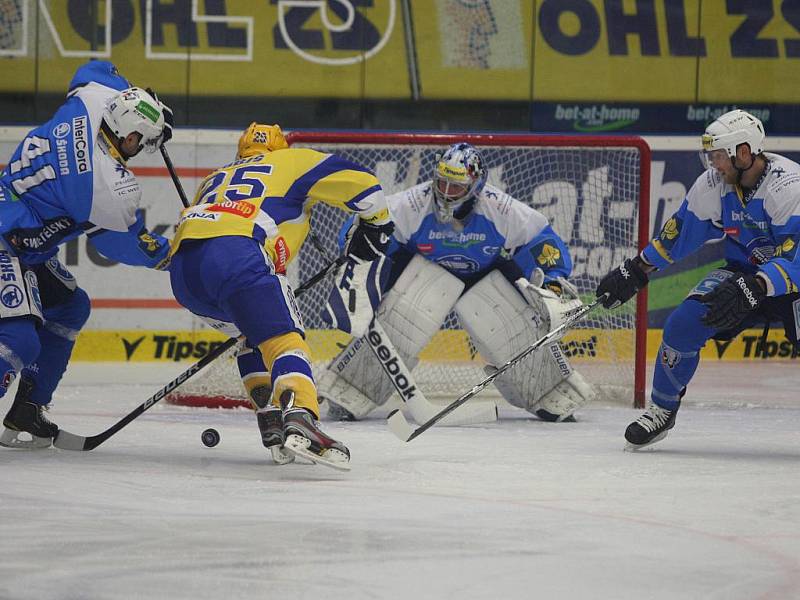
53, 430, 88, 451
387, 409, 416, 442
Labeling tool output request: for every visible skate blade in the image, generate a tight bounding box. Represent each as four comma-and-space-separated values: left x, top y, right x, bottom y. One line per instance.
269, 445, 295, 466
624, 431, 669, 452
0, 428, 52, 449
284, 434, 351, 472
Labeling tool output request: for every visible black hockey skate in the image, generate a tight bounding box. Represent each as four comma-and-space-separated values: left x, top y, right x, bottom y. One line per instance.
254, 387, 294, 466
624, 400, 680, 451
282, 397, 351, 471
0, 378, 58, 449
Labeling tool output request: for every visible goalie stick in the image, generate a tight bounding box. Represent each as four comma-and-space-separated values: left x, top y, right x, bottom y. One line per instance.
308, 233, 496, 426
365, 318, 497, 426
54, 254, 347, 451
387, 296, 607, 442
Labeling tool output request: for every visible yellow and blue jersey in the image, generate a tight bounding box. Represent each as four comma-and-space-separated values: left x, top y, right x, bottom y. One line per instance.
171, 148, 388, 272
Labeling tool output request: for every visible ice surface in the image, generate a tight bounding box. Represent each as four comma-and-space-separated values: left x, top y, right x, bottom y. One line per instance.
0, 362, 798, 600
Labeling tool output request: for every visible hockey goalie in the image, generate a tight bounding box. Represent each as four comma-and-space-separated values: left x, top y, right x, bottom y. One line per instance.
319, 142, 596, 423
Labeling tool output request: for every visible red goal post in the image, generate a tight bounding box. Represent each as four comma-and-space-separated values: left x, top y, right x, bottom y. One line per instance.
166, 132, 650, 409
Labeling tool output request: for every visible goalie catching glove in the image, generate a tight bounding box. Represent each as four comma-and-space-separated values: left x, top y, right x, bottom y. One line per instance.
596, 256, 650, 309
515, 268, 583, 340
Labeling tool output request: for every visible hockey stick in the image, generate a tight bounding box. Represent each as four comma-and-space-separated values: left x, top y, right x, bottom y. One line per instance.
365, 318, 497, 425
54, 254, 346, 451
308, 233, 496, 426
387, 296, 607, 442
159, 145, 190, 208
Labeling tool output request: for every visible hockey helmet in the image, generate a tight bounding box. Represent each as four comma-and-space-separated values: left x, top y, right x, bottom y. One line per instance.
236, 122, 289, 159
103, 87, 166, 154
700, 109, 765, 170
432, 142, 487, 222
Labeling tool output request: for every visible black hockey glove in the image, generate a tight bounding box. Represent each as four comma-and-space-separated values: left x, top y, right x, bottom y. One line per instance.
700, 272, 765, 331
595, 256, 650, 309
344, 219, 394, 262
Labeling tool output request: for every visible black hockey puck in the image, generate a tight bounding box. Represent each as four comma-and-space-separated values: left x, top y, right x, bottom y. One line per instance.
201, 428, 220, 447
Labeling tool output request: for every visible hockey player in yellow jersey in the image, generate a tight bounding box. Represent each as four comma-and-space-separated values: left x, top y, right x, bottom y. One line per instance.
168, 123, 393, 470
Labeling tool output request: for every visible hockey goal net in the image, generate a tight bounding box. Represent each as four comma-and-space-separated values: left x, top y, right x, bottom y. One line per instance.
166, 132, 650, 410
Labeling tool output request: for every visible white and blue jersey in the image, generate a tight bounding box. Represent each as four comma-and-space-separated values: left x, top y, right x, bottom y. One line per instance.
0, 60, 168, 267
642, 153, 800, 297
387, 181, 571, 284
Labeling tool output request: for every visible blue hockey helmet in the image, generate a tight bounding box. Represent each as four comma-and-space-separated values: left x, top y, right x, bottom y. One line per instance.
432, 143, 487, 222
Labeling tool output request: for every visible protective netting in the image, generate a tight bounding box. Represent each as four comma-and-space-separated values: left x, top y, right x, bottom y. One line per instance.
167, 136, 648, 409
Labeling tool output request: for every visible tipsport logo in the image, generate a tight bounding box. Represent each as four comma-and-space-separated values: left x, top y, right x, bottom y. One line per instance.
275, 0, 396, 65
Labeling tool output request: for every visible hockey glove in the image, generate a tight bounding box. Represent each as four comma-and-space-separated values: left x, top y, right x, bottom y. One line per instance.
596, 256, 649, 309
700, 272, 765, 331
344, 218, 394, 262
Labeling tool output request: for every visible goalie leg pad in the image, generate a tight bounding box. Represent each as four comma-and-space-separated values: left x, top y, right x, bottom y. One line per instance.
455, 270, 594, 418
318, 255, 465, 419
531, 370, 596, 422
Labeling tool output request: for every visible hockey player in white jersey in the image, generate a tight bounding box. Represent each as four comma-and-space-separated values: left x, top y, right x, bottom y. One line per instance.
597, 109, 800, 449
0, 61, 172, 449
320, 142, 596, 423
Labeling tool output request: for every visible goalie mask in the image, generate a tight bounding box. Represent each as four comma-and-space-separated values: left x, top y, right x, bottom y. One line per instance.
236, 122, 289, 159
700, 109, 765, 171
103, 87, 166, 155
432, 143, 487, 223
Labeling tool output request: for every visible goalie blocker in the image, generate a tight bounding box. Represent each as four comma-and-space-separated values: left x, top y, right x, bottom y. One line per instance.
318, 256, 595, 422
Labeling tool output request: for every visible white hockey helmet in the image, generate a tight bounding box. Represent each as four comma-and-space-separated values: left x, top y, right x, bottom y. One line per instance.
700, 109, 765, 169
432, 142, 487, 222
103, 87, 166, 154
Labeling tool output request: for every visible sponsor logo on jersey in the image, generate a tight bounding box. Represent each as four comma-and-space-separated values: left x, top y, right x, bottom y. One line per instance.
24, 270, 42, 313
427, 229, 487, 247
436, 254, 480, 272
273, 236, 290, 274
56, 138, 70, 176
72, 116, 91, 174
179, 211, 220, 224
5, 216, 76, 252
207, 200, 256, 218
52, 122, 70, 139
724, 226, 740, 236
0, 283, 23, 308
0, 252, 16, 283
730, 211, 766, 229
481, 245, 500, 255
416, 243, 433, 254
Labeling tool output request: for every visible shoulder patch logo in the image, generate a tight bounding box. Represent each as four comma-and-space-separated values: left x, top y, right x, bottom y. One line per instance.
536, 243, 561, 267
661, 217, 679, 240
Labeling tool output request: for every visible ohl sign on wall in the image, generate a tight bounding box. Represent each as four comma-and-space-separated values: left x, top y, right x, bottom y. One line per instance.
1, 1, 798, 103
